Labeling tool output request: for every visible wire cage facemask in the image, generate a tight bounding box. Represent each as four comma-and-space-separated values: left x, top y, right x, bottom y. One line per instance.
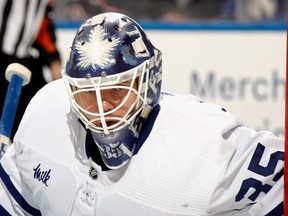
63, 59, 152, 136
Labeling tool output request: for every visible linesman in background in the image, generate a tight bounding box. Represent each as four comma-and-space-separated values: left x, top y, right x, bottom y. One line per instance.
0, 0, 62, 139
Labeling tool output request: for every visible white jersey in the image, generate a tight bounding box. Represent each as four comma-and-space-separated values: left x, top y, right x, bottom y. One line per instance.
0, 79, 283, 215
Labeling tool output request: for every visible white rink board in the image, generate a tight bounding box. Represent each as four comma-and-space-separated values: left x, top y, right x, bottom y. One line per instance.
56, 29, 286, 137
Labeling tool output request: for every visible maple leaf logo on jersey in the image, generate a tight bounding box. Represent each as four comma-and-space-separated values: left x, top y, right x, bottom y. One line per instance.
75, 25, 121, 71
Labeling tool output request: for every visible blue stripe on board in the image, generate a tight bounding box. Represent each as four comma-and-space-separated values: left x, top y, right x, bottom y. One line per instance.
56, 20, 286, 31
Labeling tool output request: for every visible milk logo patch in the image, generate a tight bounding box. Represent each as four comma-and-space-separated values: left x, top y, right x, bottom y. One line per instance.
33, 163, 51, 187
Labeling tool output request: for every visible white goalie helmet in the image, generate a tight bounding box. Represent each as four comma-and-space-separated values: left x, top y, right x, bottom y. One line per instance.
62, 12, 162, 169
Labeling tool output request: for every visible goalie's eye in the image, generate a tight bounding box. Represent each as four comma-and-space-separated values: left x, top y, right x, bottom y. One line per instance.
115, 87, 126, 91
105, 87, 128, 98
80, 88, 95, 94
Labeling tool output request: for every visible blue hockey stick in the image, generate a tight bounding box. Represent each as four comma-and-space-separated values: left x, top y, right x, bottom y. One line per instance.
0, 63, 31, 159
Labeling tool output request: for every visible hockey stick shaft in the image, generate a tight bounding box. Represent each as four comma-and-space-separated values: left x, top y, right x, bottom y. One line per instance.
0, 74, 24, 139
0, 74, 24, 157
0, 63, 31, 159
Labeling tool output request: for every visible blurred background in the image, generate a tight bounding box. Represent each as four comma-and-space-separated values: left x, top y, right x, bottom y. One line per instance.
53, 0, 286, 22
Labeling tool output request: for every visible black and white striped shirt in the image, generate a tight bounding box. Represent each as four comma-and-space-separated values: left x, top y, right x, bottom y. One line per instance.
0, 0, 48, 58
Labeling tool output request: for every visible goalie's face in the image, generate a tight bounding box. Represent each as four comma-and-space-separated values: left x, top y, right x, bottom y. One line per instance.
73, 79, 139, 132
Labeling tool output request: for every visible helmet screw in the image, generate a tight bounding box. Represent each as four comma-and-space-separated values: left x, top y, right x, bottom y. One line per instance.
101, 72, 107, 77
86, 73, 91, 79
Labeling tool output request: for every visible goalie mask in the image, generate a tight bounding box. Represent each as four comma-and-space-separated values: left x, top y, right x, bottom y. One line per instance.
62, 12, 162, 169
